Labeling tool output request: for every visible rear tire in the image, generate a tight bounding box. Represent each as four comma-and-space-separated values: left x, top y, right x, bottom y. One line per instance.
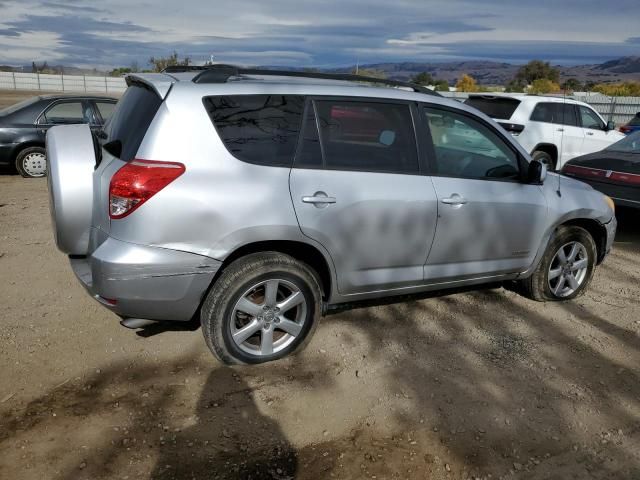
519, 226, 596, 302
532, 150, 556, 171
201, 252, 322, 365
16, 146, 47, 178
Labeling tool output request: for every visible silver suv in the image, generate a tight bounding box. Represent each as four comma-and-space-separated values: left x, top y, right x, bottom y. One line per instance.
46, 65, 617, 365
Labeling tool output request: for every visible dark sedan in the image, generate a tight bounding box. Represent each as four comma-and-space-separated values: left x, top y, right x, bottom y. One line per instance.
562, 131, 640, 209
0, 95, 117, 178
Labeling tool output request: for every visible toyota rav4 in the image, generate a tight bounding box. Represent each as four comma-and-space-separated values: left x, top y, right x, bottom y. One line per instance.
46, 66, 617, 365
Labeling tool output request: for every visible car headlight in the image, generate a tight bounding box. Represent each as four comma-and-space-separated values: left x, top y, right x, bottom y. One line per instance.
603, 195, 615, 214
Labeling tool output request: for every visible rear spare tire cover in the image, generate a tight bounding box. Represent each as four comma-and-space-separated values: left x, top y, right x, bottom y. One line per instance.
46, 124, 95, 255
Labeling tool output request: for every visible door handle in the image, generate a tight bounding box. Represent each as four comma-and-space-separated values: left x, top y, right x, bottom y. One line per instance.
557, 128, 564, 132
441, 194, 468, 206
302, 192, 336, 207
586, 131, 594, 136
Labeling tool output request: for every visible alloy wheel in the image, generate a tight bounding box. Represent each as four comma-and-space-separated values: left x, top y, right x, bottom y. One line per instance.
230, 278, 307, 356
548, 241, 589, 298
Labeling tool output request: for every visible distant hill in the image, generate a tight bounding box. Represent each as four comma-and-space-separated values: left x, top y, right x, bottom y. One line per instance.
266, 56, 640, 86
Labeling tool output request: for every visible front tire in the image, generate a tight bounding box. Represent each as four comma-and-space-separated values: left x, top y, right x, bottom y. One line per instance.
201, 252, 322, 365
519, 226, 596, 302
16, 146, 47, 178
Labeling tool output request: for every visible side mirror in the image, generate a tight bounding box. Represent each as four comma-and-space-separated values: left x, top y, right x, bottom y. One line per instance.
527, 160, 547, 184
606, 120, 616, 131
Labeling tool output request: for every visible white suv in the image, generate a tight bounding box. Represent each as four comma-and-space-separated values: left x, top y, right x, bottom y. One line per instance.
465, 94, 625, 170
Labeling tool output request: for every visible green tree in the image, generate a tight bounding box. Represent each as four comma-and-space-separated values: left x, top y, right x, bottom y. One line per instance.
561, 78, 582, 92
593, 81, 640, 96
433, 80, 450, 91
528, 78, 561, 94
109, 67, 133, 77
515, 60, 560, 85
410, 71, 434, 85
455, 74, 479, 92
149, 51, 191, 72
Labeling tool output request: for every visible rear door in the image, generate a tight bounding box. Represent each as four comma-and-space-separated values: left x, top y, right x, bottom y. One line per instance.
289, 98, 439, 295
420, 105, 547, 281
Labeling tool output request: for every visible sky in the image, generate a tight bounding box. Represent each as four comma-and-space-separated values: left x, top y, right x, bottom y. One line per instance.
0, 0, 638, 69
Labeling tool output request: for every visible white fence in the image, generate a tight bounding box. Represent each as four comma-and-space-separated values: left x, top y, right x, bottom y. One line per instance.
441, 91, 640, 126
0, 71, 126, 94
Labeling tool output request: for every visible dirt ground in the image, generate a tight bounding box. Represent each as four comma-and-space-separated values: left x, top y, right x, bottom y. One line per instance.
1, 90, 640, 479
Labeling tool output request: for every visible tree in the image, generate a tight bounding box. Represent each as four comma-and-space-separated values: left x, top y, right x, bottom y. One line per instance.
514, 60, 560, 85
350, 67, 386, 79
528, 78, 561, 94
410, 71, 434, 85
455, 74, 479, 92
149, 51, 191, 72
109, 67, 133, 77
561, 78, 582, 92
505, 79, 526, 93
433, 80, 450, 92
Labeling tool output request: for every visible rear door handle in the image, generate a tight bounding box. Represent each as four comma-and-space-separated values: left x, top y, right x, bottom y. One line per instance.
557, 128, 564, 132
302, 192, 336, 207
441, 194, 468, 206
586, 131, 594, 136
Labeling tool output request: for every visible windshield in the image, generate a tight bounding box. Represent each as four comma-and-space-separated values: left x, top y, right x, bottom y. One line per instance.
0, 97, 40, 116
605, 131, 640, 154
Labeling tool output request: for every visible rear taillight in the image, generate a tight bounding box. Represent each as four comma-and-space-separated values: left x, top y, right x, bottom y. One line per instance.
109, 159, 185, 219
563, 164, 640, 186
619, 125, 631, 134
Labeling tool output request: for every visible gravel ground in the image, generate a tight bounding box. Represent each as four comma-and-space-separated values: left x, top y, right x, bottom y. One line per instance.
1, 177, 639, 480
1, 88, 640, 479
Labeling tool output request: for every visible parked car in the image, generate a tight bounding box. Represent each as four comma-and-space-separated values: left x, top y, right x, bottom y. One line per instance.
0, 94, 117, 178
46, 66, 616, 365
562, 131, 640, 209
464, 94, 625, 170
619, 112, 640, 135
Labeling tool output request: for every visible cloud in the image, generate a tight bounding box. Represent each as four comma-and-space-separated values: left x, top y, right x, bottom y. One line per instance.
0, 0, 638, 68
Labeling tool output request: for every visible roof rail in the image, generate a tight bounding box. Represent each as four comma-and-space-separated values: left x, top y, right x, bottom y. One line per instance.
162, 64, 440, 96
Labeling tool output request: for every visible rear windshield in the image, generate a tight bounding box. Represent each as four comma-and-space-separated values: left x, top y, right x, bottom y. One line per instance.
0, 97, 40, 116
102, 83, 162, 161
464, 97, 521, 120
605, 131, 640, 154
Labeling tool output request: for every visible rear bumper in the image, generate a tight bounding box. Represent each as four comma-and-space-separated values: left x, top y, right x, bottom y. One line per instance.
70, 237, 221, 322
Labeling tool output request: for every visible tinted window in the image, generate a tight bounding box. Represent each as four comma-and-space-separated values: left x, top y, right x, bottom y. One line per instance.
530, 102, 578, 126
579, 106, 604, 130
95, 101, 116, 123
314, 100, 418, 174
464, 97, 521, 120
103, 84, 162, 161
424, 107, 520, 180
204, 95, 305, 167
628, 114, 640, 127
605, 131, 640, 153
43, 101, 88, 124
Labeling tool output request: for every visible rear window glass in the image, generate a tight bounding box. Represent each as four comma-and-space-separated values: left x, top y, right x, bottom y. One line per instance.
204, 95, 305, 167
530, 102, 578, 126
103, 84, 162, 161
628, 114, 640, 126
314, 100, 419, 174
464, 97, 521, 120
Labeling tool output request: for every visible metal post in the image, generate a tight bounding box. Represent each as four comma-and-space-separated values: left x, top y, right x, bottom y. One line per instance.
104, 76, 108, 93
37, 72, 41, 90
12, 72, 16, 90
83, 75, 87, 92
61, 73, 64, 91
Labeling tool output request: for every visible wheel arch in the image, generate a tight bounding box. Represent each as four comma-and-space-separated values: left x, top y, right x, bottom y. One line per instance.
559, 218, 608, 265
14, 141, 46, 161
532, 143, 558, 166
208, 240, 335, 304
